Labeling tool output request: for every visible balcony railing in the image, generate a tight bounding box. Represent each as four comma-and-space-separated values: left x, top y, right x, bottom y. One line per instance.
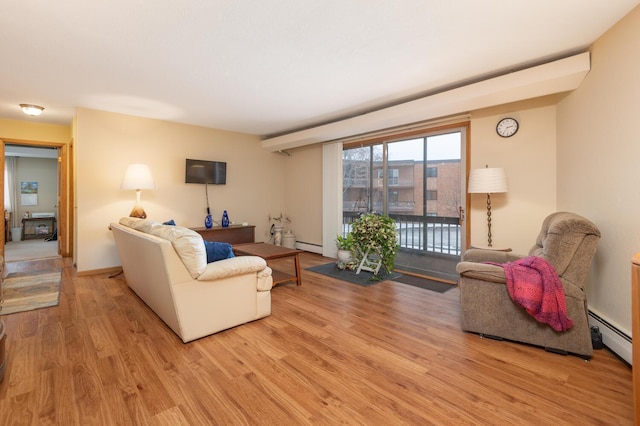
342, 212, 461, 256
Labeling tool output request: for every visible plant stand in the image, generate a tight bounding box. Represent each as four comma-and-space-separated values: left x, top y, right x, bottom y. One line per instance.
355, 246, 383, 275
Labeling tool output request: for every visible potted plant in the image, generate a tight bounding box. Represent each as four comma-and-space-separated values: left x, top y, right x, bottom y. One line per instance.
350, 212, 398, 276
336, 233, 355, 267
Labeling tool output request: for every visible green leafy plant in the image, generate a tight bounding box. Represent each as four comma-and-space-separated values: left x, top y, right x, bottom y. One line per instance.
351, 213, 398, 275
336, 233, 355, 251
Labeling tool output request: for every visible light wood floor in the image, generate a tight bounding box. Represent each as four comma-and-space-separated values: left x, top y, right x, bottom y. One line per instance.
0, 253, 633, 425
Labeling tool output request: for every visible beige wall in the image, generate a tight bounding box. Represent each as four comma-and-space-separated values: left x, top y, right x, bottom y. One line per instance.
74, 108, 286, 273
469, 102, 558, 254
0, 118, 72, 143
283, 143, 323, 248
14, 157, 58, 221
557, 6, 640, 335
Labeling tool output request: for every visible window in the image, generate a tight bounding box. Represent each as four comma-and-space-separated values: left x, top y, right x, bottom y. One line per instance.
377, 168, 399, 185
387, 168, 399, 185
341, 126, 466, 275
343, 129, 462, 221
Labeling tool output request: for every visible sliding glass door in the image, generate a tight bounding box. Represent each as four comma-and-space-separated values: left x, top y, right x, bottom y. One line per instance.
342, 127, 465, 281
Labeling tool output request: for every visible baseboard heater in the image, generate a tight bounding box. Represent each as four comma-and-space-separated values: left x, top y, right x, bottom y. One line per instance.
296, 241, 322, 255
588, 310, 632, 365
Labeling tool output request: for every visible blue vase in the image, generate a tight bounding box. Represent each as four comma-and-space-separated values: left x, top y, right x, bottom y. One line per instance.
204, 214, 213, 229
221, 210, 230, 227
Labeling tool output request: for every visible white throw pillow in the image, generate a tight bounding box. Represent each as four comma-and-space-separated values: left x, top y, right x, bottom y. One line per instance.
150, 225, 207, 278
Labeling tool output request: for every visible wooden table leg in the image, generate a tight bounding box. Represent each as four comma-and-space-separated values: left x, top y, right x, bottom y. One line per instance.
294, 253, 301, 285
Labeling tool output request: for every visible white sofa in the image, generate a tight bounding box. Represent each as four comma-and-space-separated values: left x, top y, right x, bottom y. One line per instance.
111, 217, 272, 342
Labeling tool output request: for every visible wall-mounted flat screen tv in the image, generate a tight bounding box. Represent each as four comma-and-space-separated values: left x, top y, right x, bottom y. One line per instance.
185, 159, 226, 184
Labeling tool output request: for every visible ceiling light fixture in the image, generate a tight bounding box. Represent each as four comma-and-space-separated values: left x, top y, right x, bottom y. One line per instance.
19, 104, 44, 116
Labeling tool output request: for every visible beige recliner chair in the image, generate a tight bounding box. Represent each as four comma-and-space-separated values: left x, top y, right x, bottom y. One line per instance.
456, 212, 601, 358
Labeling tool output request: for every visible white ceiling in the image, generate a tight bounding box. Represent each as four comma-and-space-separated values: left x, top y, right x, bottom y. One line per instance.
0, 1, 637, 137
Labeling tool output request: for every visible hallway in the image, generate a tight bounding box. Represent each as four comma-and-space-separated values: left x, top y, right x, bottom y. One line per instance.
4, 238, 59, 262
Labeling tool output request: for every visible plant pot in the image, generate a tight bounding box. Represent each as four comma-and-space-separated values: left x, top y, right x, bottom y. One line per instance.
337, 249, 352, 263
282, 231, 296, 249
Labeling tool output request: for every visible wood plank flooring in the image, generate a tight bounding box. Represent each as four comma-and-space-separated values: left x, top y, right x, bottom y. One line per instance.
0, 253, 633, 425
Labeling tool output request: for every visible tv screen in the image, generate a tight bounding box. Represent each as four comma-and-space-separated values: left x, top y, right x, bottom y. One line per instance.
185, 159, 226, 184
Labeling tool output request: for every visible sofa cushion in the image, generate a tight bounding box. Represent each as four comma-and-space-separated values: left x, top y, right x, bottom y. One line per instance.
197, 256, 267, 281
119, 217, 161, 234
150, 225, 207, 278
203, 241, 235, 263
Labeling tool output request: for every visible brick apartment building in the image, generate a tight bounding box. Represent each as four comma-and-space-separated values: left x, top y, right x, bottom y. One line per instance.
343, 159, 461, 218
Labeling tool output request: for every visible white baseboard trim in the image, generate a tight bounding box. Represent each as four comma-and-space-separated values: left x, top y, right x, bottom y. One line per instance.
588, 311, 632, 365
295, 241, 323, 255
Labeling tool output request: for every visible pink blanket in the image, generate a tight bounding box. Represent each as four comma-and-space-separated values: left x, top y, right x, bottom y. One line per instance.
492, 256, 573, 332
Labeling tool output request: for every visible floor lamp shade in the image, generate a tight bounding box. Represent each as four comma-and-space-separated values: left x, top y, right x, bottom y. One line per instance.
467, 167, 509, 194
468, 167, 508, 247
121, 164, 155, 219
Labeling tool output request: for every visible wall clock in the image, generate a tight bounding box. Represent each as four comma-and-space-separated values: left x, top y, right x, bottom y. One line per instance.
496, 117, 519, 138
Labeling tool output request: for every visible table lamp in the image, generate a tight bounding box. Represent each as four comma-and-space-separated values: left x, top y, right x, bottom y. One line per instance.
121, 164, 155, 219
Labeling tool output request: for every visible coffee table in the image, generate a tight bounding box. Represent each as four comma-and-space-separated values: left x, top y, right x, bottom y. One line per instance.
233, 242, 302, 286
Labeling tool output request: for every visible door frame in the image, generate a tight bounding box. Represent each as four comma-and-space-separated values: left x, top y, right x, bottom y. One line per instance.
0, 138, 72, 261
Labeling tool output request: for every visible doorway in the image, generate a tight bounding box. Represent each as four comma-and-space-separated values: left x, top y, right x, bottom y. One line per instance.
342, 125, 467, 282
1, 140, 70, 263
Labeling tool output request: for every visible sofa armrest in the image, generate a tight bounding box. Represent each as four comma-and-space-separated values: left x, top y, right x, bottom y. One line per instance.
462, 248, 522, 263
256, 267, 273, 291
456, 261, 507, 283
197, 256, 268, 281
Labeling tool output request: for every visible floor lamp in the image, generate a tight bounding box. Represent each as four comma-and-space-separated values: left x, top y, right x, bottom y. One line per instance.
467, 166, 508, 247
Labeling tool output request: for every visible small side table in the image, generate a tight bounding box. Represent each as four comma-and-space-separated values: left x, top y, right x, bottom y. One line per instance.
21, 217, 56, 240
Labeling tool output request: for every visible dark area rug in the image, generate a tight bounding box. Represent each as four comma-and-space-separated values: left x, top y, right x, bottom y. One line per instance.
393, 274, 456, 293
307, 262, 456, 292
306, 263, 401, 286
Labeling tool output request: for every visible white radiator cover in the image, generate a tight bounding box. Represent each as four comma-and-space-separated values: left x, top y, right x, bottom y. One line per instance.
588, 310, 632, 365
31, 212, 55, 218
296, 241, 322, 255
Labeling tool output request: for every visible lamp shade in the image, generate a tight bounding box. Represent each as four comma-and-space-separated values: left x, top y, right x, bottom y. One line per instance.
468, 167, 508, 194
121, 164, 156, 190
